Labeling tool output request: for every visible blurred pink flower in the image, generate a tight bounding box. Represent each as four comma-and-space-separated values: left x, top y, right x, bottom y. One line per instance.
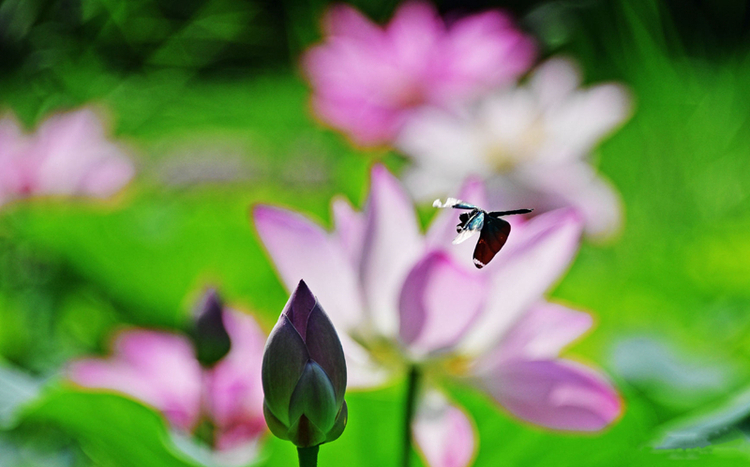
0, 108, 134, 206
303, 1, 535, 147
396, 57, 632, 238
253, 165, 621, 467
69, 307, 266, 464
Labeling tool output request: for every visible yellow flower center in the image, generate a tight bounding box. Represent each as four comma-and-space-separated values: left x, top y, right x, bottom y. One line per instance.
482, 118, 546, 173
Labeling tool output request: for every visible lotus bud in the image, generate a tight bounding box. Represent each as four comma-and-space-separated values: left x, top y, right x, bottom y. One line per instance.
189, 288, 231, 367
262, 280, 348, 448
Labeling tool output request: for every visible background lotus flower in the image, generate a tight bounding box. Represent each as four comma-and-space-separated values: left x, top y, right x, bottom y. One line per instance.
302, 1, 535, 147
253, 165, 621, 467
396, 57, 632, 238
262, 280, 348, 449
68, 296, 267, 464
0, 108, 135, 206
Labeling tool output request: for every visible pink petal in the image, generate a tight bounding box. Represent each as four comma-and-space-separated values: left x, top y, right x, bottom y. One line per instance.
457, 209, 584, 355
360, 165, 424, 338
303, 3, 535, 147
204, 309, 267, 450
400, 166, 462, 203
476, 359, 622, 431
413, 389, 476, 467
440, 10, 536, 100
30, 109, 134, 197
397, 107, 486, 180
476, 302, 593, 371
0, 116, 31, 198
309, 91, 405, 146
547, 83, 632, 158
332, 195, 366, 267
68, 330, 202, 431
323, 3, 382, 41
253, 204, 389, 389
529, 57, 582, 109
78, 154, 136, 198
399, 251, 487, 356
386, 2, 443, 75
528, 163, 623, 238
253, 205, 365, 331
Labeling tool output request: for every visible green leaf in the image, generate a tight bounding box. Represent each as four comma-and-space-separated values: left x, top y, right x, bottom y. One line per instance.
655, 388, 750, 449
21, 386, 202, 467
0, 363, 42, 429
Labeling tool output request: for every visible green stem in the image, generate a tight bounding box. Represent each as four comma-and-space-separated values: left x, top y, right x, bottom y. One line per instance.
297, 445, 319, 467
402, 366, 420, 467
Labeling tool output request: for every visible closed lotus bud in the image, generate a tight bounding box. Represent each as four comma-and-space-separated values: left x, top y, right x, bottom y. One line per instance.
189, 288, 231, 367
262, 280, 348, 448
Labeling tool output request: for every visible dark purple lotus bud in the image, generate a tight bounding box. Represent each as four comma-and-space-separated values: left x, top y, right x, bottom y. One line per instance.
190, 289, 231, 367
262, 280, 347, 447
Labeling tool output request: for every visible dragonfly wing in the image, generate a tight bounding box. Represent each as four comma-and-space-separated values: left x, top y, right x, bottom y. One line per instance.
433, 198, 478, 210
472, 216, 511, 269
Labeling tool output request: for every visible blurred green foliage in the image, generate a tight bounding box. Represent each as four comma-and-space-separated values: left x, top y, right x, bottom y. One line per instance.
2, 0, 750, 465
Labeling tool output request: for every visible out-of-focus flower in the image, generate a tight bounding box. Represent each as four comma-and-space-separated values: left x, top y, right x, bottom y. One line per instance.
0, 108, 134, 206
397, 57, 632, 238
253, 165, 621, 467
68, 293, 266, 464
262, 280, 348, 448
302, 1, 535, 147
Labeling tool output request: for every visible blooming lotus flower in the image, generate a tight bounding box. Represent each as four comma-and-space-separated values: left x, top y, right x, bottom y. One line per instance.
68, 294, 267, 464
396, 57, 632, 238
302, 1, 535, 147
262, 280, 348, 448
253, 165, 621, 467
0, 108, 134, 206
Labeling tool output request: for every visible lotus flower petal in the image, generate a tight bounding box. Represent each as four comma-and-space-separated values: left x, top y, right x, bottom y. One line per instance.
457, 209, 583, 355
332, 196, 366, 267
68, 330, 202, 431
303, 1, 535, 146
399, 251, 487, 356
413, 389, 476, 467
360, 165, 423, 338
254, 205, 365, 331
477, 359, 622, 431
204, 309, 267, 451
479, 302, 593, 367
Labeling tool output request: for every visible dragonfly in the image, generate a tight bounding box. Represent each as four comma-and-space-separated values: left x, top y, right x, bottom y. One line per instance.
433, 198, 532, 269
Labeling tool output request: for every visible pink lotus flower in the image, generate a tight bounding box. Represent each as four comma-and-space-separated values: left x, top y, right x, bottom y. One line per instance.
302, 1, 536, 147
68, 302, 267, 464
253, 165, 621, 467
396, 57, 632, 238
0, 108, 134, 206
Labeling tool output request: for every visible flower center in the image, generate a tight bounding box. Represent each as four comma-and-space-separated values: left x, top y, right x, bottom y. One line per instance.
482, 117, 546, 173
385, 76, 428, 109
441, 355, 473, 378
352, 330, 410, 373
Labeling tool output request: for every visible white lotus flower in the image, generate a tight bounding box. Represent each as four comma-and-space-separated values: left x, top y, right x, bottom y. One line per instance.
397, 57, 632, 238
